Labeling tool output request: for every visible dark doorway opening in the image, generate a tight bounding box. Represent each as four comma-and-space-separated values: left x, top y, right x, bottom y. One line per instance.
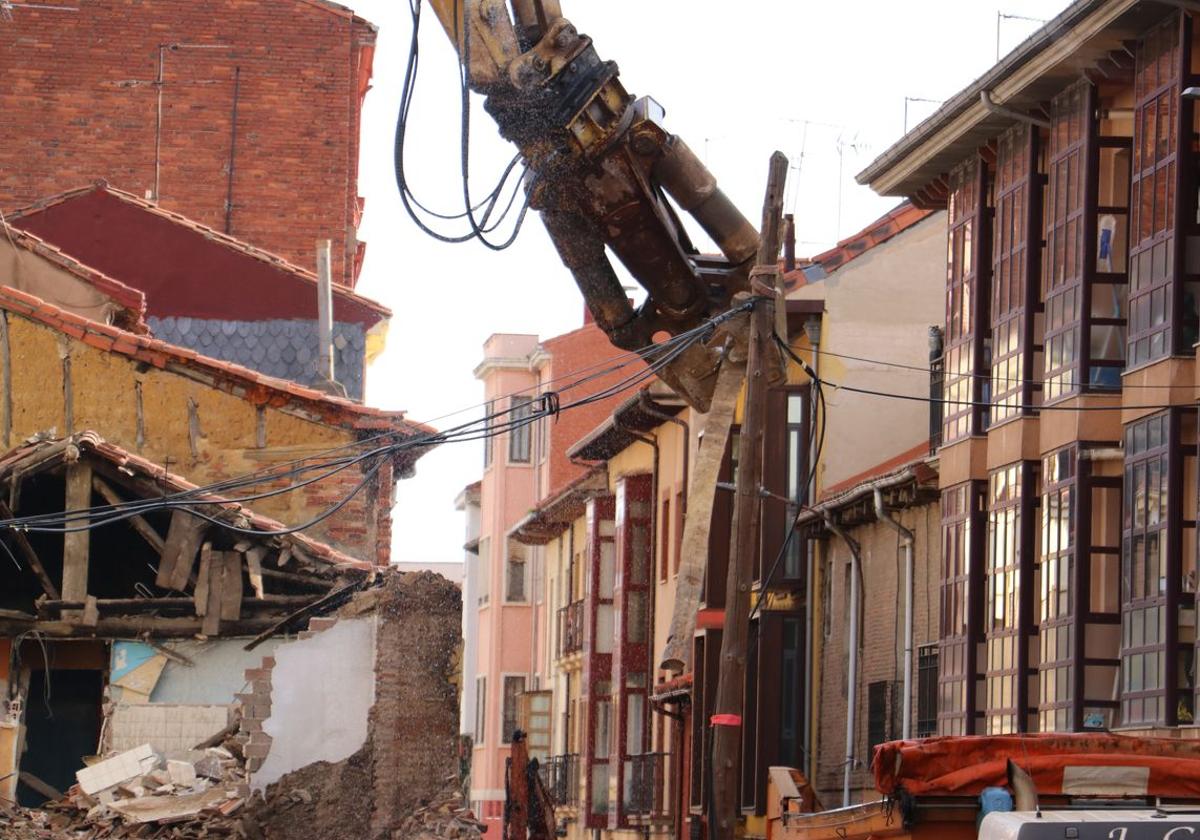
17, 669, 103, 806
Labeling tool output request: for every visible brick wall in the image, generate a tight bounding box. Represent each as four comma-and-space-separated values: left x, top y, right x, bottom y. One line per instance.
0, 0, 375, 287
815, 503, 940, 805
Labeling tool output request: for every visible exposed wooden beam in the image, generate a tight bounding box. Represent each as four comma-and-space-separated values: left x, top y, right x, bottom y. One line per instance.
0, 614, 285, 638
158, 510, 207, 592
0, 500, 59, 599
244, 580, 365, 651
39, 594, 318, 613
61, 460, 92, 621
91, 476, 165, 555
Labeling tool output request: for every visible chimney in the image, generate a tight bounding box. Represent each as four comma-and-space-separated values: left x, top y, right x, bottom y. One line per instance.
315, 240, 346, 397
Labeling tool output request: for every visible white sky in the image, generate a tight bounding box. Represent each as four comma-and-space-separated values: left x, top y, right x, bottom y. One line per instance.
346, 0, 1067, 566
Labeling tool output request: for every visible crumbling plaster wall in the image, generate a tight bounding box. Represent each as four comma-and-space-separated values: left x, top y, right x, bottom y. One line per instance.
238, 572, 462, 839
2, 311, 391, 560
253, 618, 376, 790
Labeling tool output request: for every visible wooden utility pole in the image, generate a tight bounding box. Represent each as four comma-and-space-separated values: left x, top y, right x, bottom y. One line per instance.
709, 151, 789, 836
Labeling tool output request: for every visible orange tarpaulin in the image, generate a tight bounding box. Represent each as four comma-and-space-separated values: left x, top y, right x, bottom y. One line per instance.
874, 734, 1200, 799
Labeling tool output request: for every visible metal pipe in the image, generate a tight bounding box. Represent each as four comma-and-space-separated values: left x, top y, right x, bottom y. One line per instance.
316, 240, 336, 384
979, 89, 1050, 129
873, 488, 915, 740
823, 513, 860, 807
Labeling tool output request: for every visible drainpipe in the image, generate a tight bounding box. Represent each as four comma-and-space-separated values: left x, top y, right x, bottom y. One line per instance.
823, 513, 860, 807
638, 392, 689, 516
873, 489, 915, 740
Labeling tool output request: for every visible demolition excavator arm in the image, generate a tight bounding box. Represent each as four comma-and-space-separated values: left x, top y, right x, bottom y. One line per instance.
421, 0, 761, 410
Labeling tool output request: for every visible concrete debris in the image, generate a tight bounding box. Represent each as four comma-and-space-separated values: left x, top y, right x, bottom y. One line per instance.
389, 776, 486, 840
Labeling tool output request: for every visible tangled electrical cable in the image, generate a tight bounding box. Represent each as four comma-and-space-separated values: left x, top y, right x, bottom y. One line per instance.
0, 299, 759, 539
393, 0, 532, 249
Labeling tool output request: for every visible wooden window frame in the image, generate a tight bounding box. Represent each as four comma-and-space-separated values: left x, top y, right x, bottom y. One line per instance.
942, 156, 992, 444
582, 494, 616, 828
983, 461, 1039, 735
1121, 409, 1197, 726
991, 122, 1042, 422
508, 396, 533, 463
938, 481, 986, 735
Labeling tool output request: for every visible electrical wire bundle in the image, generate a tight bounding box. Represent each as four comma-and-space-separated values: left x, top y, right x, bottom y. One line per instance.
394, 0, 532, 250
0, 299, 757, 541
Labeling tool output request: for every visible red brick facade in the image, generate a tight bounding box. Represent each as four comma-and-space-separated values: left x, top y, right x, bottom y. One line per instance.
0, 0, 375, 287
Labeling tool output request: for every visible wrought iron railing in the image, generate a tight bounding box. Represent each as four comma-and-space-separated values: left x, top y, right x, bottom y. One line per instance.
627, 752, 670, 818
539, 753, 580, 807
557, 600, 584, 656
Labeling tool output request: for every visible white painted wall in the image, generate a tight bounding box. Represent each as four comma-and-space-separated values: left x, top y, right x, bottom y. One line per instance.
252, 618, 377, 790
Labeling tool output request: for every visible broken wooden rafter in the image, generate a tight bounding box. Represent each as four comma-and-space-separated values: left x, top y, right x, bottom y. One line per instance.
39, 594, 319, 614
244, 579, 367, 651
158, 509, 207, 592
0, 499, 60, 599
91, 475, 165, 554
0, 614, 285, 638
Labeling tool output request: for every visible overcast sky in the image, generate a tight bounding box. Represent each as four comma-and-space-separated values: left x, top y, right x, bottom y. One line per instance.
346, 0, 1067, 566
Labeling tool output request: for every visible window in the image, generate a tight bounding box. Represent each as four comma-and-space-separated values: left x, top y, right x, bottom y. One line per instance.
942, 157, 990, 444
483, 400, 495, 467
939, 481, 984, 735
783, 391, 808, 579
506, 541, 527, 603
1121, 412, 1172, 725
990, 122, 1040, 422
917, 644, 939, 738
984, 462, 1036, 735
502, 675, 527, 744
1127, 15, 1190, 367
673, 490, 684, 575
477, 537, 490, 606
1043, 81, 1091, 401
474, 676, 487, 744
509, 397, 533, 463
1039, 448, 1075, 732
659, 496, 671, 583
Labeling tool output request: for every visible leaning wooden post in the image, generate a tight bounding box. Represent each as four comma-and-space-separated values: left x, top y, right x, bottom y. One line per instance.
709, 151, 788, 837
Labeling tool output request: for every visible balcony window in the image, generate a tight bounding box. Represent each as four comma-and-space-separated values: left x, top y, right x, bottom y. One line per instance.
1127, 14, 1200, 366
991, 122, 1041, 421
943, 157, 991, 444
939, 481, 985, 735
984, 462, 1037, 735
506, 540, 527, 603
917, 644, 940, 738
1120, 410, 1196, 726
501, 675, 526, 744
1039, 448, 1075, 731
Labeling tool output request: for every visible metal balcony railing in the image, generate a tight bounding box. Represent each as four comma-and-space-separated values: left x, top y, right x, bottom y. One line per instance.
627, 752, 670, 819
557, 600, 584, 657
539, 753, 580, 807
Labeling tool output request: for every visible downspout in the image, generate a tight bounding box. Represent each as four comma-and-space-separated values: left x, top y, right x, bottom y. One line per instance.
823, 513, 860, 807
979, 90, 1051, 129
638, 392, 689, 515
873, 489, 915, 740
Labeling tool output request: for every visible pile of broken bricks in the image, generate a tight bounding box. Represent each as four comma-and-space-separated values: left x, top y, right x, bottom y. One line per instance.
0, 740, 250, 838
388, 776, 487, 840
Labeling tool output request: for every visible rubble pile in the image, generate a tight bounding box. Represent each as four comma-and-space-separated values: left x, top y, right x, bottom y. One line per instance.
0, 742, 251, 839
388, 776, 486, 840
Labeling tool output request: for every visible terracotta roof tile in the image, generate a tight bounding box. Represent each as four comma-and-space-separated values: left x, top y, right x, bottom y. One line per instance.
809, 201, 936, 275
0, 284, 435, 438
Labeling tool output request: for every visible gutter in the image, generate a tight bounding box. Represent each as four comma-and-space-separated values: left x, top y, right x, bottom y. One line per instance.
855, 0, 1135, 190
795, 460, 934, 529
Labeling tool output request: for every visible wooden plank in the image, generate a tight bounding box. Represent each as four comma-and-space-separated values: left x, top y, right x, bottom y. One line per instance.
658, 340, 748, 672
0, 614, 283, 638
0, 500, 59, 599
158, 511, 207, 592
243, 580, 365, 651
61, 461, 92, 621
244, 546, 267, 599
218, 551, 243, 621
81, 595, 99, 629
194, 543, 213, 617
92, 476, 165, 554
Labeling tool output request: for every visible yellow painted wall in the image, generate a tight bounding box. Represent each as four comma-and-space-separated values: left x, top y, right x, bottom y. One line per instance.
4, 313, 355, 534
